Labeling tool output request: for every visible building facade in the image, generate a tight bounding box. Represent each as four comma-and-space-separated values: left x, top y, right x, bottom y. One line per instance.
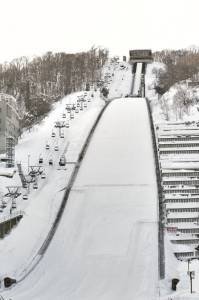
0, 93, 20, 154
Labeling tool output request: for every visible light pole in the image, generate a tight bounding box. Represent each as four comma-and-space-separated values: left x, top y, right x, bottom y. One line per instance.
189, 271, 195, 293
187, 257, 199, 294
28, 154, 30, 173
188, 259, 191, 273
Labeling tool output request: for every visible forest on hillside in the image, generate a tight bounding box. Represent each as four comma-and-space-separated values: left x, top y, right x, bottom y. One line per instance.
153, 48, 199, 120
0, 47, 108, 127
153, 48, 199, 95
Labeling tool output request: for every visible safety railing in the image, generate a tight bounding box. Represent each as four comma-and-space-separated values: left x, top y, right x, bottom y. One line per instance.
0, 210, 24, 224
146, 98, 165, 279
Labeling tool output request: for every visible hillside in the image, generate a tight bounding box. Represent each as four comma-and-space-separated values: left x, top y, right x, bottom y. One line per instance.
0, 60, 132, 298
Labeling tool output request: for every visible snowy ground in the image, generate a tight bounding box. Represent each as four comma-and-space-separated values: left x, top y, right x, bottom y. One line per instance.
147, 61, 199, 124
143, 60, 199, 299
0, 61, 135, 299
102, 61, 132, 99
2, 98, 159, 300
0, 90, 105, 279
4, 58, 198, 300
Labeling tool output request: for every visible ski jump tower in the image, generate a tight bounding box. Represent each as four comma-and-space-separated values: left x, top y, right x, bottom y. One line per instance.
129, 49, 153, 97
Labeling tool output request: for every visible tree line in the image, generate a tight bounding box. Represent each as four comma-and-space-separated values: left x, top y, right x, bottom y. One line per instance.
153, 48, 199, 95
0, 47, 108, 127
153, 48, 199, 120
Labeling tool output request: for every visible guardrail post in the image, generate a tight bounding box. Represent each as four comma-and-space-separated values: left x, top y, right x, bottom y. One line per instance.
146, 98, 165, 279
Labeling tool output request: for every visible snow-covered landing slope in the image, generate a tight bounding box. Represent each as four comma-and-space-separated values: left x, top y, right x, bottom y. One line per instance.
0, 91, 105, 279
3, 98, 159, 300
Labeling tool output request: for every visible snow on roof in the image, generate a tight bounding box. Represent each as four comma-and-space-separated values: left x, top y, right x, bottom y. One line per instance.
163, 177, 199, 182
166, 202, 199, 209
159, 142, 199, 148
168, 212, 199, 219
172, 243, 195, 252
164, 186, 199, 191
170, 236, 199, 242
175, 223, 199, 229
161, 162, 199, 169
165, 192, 199, 197
0, 167, 16, 178
162, 168, 199, 173
158, 123, 198, 128
158, 124, 199, 130
161, 157, 199, 163
165, 197, 199, 202
160, 147, 199, 151
158, 131, 199, 137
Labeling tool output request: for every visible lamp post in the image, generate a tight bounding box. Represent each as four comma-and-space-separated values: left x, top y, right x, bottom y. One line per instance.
188, 259, 191, 273
189, 271, 195, 293
28, 154, 30, 173
187, 256, 199, 294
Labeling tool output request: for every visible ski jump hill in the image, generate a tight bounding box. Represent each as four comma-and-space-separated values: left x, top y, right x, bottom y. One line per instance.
4, 98, 159, 300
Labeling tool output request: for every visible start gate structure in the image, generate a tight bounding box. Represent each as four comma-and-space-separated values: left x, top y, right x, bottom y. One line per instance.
129, 49, 153, 63
129, 49, 153, 98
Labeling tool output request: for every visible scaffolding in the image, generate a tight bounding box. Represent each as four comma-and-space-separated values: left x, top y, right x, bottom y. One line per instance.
6, 137, 15, 168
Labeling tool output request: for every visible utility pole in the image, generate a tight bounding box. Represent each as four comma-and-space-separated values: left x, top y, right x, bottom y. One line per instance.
187, 259, 191, 273
55, 121, 66, 137
28, 154, 30, 173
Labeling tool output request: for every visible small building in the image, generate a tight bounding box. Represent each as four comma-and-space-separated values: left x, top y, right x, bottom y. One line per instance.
129, 49, 153, 63
0, 93, 20, 154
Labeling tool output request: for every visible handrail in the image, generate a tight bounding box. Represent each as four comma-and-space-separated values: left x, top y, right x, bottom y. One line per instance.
146, 98, 165, 279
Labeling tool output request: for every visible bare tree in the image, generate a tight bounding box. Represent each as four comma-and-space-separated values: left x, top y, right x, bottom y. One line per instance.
0, 47, 108, 127
160, 95, 170, 121
173, 86, 193, 119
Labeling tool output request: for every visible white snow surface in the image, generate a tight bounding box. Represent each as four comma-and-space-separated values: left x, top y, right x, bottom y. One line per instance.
104, 61, 132, 99
0, 167, 16, 177
0, 91, 105, 282
2, 98, 159, 300
133, 63, 142, 96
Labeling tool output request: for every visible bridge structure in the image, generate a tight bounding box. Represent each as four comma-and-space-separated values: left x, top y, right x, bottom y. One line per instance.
2, 52, 164, 300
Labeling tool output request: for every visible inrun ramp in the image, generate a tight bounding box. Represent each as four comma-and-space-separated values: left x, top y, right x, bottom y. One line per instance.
132, 62, 143, 96
5, 98, 159, 300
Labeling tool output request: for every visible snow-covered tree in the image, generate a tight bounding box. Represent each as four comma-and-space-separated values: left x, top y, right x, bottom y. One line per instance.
160, 95, 170, 120
173, 86, 193, 119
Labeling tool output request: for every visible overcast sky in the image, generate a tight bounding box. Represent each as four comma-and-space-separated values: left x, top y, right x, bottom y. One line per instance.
0, 0, 199, 63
